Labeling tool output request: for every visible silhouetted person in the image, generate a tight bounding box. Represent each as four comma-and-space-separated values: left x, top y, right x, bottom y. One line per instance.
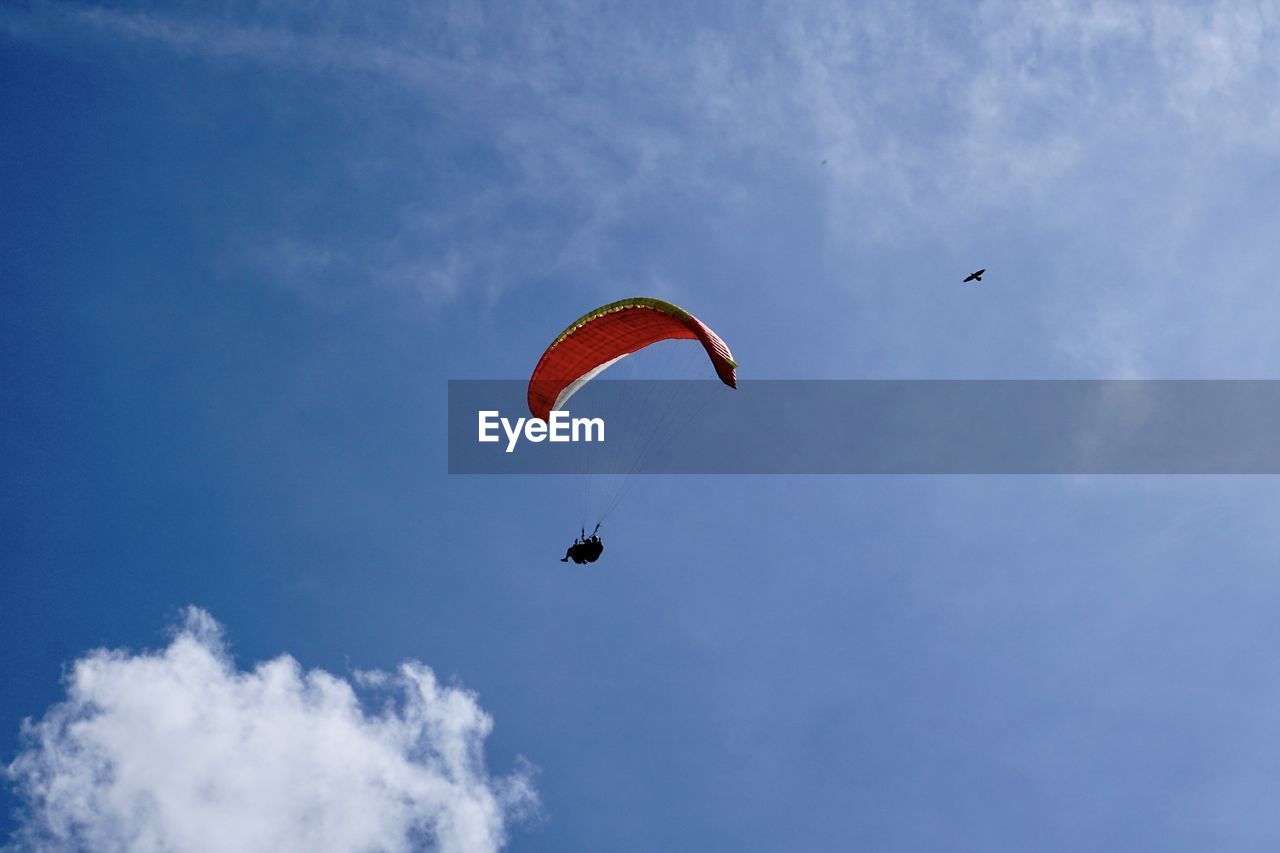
963, 268, 985, 282
560, 525, 603, 564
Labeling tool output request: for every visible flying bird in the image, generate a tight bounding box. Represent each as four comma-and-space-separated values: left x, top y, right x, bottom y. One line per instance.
963, 268, 985, 283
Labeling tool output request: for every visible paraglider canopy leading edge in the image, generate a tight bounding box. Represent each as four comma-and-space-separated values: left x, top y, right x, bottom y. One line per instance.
527, 297, 738, 422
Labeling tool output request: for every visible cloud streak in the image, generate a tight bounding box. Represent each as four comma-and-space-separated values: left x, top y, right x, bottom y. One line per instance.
5, 1, 1279, 373
6, 608, 536, 853
11, 3, 1276, 250
7, 2, 1278, 218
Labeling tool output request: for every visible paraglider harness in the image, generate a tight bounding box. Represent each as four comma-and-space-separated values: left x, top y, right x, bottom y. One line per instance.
561, 524, 604, 564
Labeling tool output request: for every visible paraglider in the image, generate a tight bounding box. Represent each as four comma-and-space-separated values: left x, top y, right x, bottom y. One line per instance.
528, 297, 737, 422
561, 525, 604, 564
528, 297, 738, 562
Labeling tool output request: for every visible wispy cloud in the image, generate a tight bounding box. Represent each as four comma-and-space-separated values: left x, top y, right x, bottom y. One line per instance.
5, 1, 1279, 371
6, 608, 537, 853
7, 2, 1278, 224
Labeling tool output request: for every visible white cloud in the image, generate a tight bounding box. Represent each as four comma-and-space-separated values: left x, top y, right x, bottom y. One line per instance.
5, 608, 536, 853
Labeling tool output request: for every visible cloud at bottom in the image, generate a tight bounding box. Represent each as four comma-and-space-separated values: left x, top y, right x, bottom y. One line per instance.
6, 608, 536, 853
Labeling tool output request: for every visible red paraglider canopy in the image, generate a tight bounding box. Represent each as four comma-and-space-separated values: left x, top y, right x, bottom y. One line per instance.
528, 297, 737, 421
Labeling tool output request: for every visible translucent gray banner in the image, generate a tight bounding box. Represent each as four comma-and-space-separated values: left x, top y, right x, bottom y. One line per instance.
447, 380, 1280, 474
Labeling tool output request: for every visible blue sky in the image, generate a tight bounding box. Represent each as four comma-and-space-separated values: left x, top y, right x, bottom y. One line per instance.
4, 1, 1280, 850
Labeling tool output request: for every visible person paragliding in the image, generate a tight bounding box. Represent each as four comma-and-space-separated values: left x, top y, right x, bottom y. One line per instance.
530, 297, 738, 562
560, 524, 604, 564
